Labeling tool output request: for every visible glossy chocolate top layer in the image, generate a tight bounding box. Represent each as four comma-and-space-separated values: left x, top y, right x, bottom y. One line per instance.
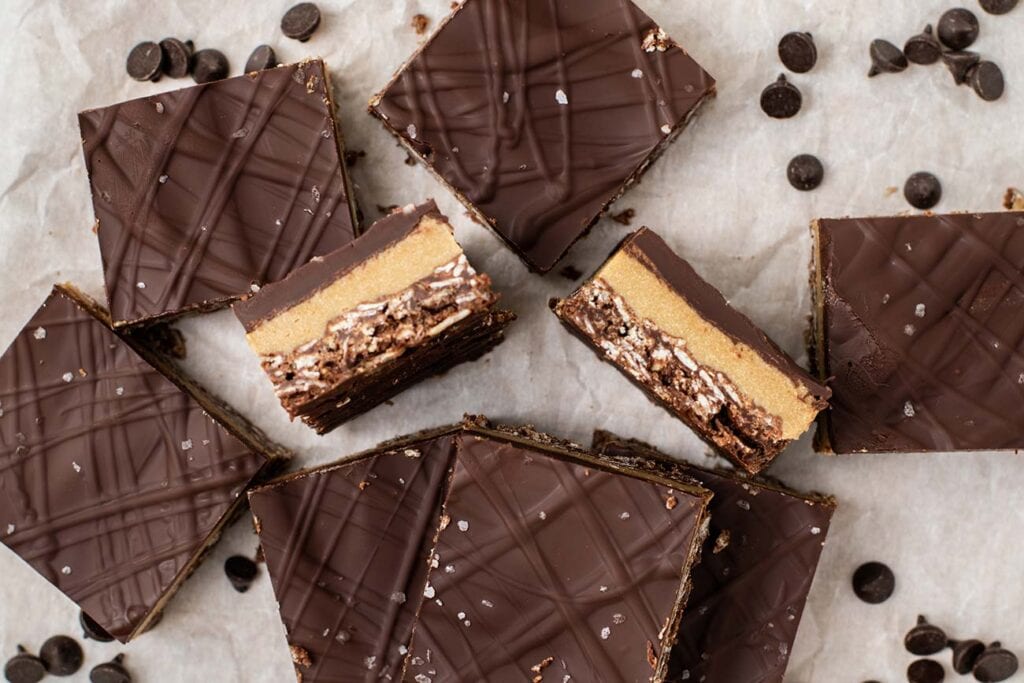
79, 59, 357, 327
371, 0, 714, 272
0, 288, 267, 641
592, 430, 835, 683
817, 213, 1024, 452
233, 201, 443, 331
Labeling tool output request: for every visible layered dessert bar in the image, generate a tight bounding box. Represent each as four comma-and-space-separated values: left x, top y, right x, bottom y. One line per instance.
369, 0, 715, 273
79, 59, 358, 328
0, 286, 287, 642
553, 228, 830, 474
812, 213, 1024, 453
234, 201, 515, 434
592, 430, 836, 683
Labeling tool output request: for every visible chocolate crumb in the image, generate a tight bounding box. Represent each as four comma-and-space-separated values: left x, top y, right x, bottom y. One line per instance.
646, 640, 658, 669
290, 645, 312, 668
412, 13, 430, 35
344, 149, 366, 167
610, 208, 636, 225
559, 265, 584, 281
404, 153, 418, 166
1003, 187, 1024, 210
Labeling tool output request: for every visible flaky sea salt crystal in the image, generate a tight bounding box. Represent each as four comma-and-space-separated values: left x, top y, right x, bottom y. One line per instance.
904, 401, 916, 418
904, 324, 916, 336
915, 303, 926, 317
406, 124, 417, 139
555, 89, 568, 105
61, 566, 72, 575
423, 583, 435, 599
600, 627, 611, 640
457, 520, 469, 532
619, 512, 630, 520
631, 68, 643, 78
72, 461, 81, 473
62, 372, 74, 383
811, 526, 821, 535
32, 327, 46, 340
181, 439, 193, 451
391, 591, 406, 604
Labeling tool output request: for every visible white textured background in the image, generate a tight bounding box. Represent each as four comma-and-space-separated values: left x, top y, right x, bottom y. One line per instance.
0, 1, 1022, 681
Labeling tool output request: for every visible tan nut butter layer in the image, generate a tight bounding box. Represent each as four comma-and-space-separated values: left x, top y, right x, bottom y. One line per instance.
598, 251, 819, 441
247, 216, 461, 355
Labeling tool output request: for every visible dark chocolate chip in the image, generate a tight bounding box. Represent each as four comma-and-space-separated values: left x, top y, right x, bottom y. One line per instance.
192, 49, 229, 84
39, 635, 83, 676
225, 554, 259, 593
281, 3, 321, 42
79, 610, 115, 643
89, 655, 131, 683
851, 561, 895, 603
126, 41, 162, 82
943, 50, 981, 85
952, 639, 986, 675
905, 616, 948, 656
245, 45, 278, 73
787, 154, 824, 191
159, 38, 192, 78
908, 659, 946, 683
980, 0, 1019, 13
760, 74, 802, 119
970, 61, 1005, 101
904, 25, 943, 65
868, 39, 909, 77
938, 8, 980, 50
778, 31, 818, 73
973, 643, 1019, 682
4, 647, 45, 683
904, 172, 943, 209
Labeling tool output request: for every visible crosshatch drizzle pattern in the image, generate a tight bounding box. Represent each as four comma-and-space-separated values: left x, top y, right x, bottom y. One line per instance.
0, 289, 266, 641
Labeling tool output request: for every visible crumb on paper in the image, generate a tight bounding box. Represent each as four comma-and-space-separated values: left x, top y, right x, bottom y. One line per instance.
559, 265, 583, 281
344, 149, 366, 167
610, 208, 635, 225
1004, 187, 1024, 211
884, 186, 899, 197
404, 153, 418, 166
412, 13, 429, 35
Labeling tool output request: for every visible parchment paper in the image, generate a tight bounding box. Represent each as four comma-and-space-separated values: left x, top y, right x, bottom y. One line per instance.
0, 1, 1022, 680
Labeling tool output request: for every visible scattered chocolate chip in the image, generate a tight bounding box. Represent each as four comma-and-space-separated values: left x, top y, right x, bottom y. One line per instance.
904, 172, 943, 209
868, 39, 909, 77
760, 74, 802, 118
778, 31, 818, 73
281, 2, 321, 42
943, 50, 981, 85
224, 555, 259, 593
852, 561, 895, 603
80, 610, 115, 642
159, 38, 192, 78
970, 61, 1005, 101
906, 616, 948, 656
787, 154, 825, 191
412, 13, 430, 35
4, 647, 45, 683
39, 635, 83, 677
559, 265, 584, 281
908, 659, 946, 683
610, 208, 636, 226
973, 643, 1019, 682
192, 49, 229, 84
979, 0, 1019, 13
89, 655, 131, 683
952, 639, 986, 675
938, 8, 980, 50
126, 41, 162, 82
904, 25, 943, 65
244, 45, 277, 73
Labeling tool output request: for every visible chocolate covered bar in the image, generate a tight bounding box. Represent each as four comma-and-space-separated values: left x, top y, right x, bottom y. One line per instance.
592, 430, 836, 683
0, 286, 286, 642
79, 59, 358, 328
234, 201, 515, 434
369, 0, 715, 273
553, 229, 830, 474
811, 212, 1024, 453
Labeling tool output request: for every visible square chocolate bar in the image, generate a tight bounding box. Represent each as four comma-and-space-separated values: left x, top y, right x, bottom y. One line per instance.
0, 286, 285, 641
369, 0, 715, 273
79, 59, 358, 327
812, 212, 1024, 453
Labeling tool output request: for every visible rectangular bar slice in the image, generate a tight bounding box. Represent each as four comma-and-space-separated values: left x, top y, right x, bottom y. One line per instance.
591, 430, 836, 683
78, 59, 358, 328
369, 0, 715, 273
811, 212, 1024, 453
0, 286, 286, 642
233, 201, 515, 434
553, 228, 830, 474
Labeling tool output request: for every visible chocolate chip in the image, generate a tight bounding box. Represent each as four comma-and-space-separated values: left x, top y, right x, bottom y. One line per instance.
970, 61, 1005, 101
851, 561, 895, 603
39, 635, 83, 676
904, 172, 943, 210
192, 49, 229, 84
787, 154, 824, 191
245, 45, 278, 73
906, 616, 948, 656
938, 8, 980, 49
973, 643, 1019, 682
79, 610, 115, 643
868, 39, 909, 77
4, 647, 45, 683
126, 41, 162, 82
159, 38, 192, 78
943, 50, 981, 85
778, 32, 818, 73
760, 74, 802, 119
89, 655, 131, 683
904, 25, 942, 65
225, 555, 259, 593
908, 659, 946, 683
952, 639, 986, 675
980, 0, 1019, 14
281, 3, 322, 42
